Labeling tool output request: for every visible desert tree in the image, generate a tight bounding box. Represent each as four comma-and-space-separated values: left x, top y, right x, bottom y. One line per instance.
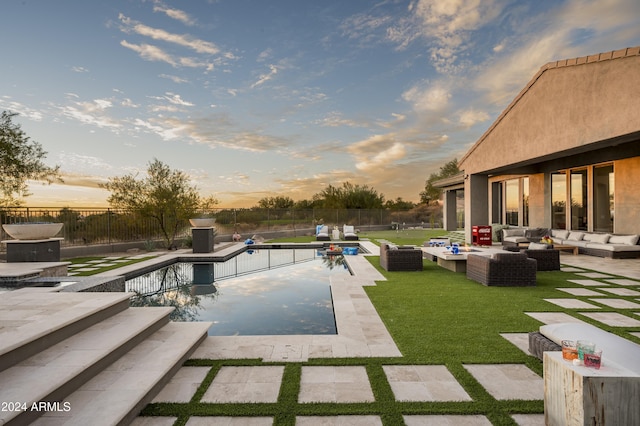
101, 158, 218, 249
0, 111, 61, 205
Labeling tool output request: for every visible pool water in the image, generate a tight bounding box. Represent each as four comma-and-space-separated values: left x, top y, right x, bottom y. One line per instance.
126, 248, 350, 336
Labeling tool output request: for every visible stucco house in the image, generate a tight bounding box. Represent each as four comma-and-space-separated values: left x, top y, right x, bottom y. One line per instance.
439, 46, 640, 244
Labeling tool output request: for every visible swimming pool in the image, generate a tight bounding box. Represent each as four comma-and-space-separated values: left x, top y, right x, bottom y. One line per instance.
126, 248, 351, 336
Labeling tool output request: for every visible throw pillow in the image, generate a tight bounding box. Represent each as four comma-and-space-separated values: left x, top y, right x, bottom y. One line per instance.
608, 234, 640, 245
590, 233, 611, 244
568, 232, 585, 241
552, 229, 570, 239
503, 228, 525, 237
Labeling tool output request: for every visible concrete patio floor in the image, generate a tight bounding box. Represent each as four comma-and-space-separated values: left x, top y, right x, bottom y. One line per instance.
2, 243, 639, 425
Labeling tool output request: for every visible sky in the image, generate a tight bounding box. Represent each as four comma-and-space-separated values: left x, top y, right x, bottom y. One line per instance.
2, 0, 639, 208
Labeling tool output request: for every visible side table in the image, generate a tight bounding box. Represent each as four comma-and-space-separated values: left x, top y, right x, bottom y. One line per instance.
544, 351, 640, 425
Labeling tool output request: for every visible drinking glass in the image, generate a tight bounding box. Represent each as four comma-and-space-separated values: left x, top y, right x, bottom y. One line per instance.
584, 349, 602, 369
561, 340, 578, 361
577, 340, 595, 361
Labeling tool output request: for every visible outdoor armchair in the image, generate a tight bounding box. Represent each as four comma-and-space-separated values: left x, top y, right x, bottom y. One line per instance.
466, 252, 537, 286
379, 243, 423, 271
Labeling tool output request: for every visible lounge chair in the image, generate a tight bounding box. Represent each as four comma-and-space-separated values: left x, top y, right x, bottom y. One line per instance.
316, 225, 330, 241
343, 225, 358, 240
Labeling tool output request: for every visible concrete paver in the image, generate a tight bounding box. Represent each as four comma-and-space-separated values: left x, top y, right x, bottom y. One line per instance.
201, 366, 284, 403
298, 366, 374, 403
383, 365, 472, 402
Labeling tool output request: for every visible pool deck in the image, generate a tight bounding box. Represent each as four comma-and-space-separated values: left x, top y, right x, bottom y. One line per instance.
2, 242, 640, 424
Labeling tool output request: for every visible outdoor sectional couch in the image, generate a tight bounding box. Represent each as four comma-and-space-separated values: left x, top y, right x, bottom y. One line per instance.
502, 227, 640, 259
379, 243, 423, 271
549, 229, 640, 259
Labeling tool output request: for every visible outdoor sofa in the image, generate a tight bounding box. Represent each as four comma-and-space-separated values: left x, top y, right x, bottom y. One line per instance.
549, 229, 640, 258
502, 227, 640, 259
466, 252, 537, 286
379, 243, 423, 271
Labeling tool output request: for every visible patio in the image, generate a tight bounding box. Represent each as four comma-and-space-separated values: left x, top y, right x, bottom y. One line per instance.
1, 234, 639, 425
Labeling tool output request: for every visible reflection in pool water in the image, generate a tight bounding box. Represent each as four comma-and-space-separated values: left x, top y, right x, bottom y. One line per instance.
126, 248, 350, 336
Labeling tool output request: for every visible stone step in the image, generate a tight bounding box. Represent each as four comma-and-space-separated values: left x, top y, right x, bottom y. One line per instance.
0, 306, 174, 426
32, 321, 211, 426
0, 289, 133, 372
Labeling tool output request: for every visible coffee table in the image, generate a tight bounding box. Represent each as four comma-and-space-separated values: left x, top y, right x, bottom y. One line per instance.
552, 244, 579, 255
421, 246, 509, 273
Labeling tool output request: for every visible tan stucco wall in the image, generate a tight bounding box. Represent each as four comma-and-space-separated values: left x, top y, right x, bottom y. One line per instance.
460, 54, 640, 175
528, 174, 547, 227
614, 157, 640, 234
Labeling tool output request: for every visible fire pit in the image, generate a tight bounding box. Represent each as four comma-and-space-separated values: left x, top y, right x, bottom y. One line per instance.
2, 222, 63, 240
1, 223, 64, 262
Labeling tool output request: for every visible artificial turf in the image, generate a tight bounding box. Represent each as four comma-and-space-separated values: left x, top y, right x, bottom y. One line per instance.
109, 230, 640, 424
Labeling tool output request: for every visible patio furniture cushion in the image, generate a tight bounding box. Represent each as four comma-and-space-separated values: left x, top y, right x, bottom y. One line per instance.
608, 234, 640, 245
567, 231, 585, 241
551, 229, 570, 239
316, 225, 330, 241
538, 322, 640, 374
343, 225, 359, 241
503, 228, 525, 237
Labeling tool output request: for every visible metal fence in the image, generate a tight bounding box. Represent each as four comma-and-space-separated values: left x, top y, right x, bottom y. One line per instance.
0, 207, 441, 251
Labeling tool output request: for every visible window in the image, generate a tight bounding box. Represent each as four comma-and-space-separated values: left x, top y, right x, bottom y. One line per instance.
593, 165, 614, 232
551, 164, 614, 231
505, 179, 519, 226
551, 172, 567, 229
570, 169, 588, 230
491, 182, 502, 223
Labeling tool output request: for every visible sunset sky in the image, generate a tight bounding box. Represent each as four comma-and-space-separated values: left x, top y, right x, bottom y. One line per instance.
2, 0, 639, 207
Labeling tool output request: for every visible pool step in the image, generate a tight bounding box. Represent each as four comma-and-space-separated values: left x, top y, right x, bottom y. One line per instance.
0, 289, 133, 372
0, 289, 211, 426
32, 321, 210, 426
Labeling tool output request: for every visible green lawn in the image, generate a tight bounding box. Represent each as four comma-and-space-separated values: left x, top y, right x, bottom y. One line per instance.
84, 231, 639, 425
66, 256, 156, 276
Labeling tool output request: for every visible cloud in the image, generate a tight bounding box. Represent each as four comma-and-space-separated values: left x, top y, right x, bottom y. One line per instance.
71, 66, 89, 73
152, 3, 196, 26
251, 64, 279, 88
0, 98, 43, 121
149, 92, 194, 107
159, 74, 190, 84
315, 111, 367, 128
377, 113, 407, 129
346, 134, 407, 172
60, 97, 121, 129
473, 0, 640, 106
119, 14, 219, 54
457, 108, 490, 127
339, 12, 393, 48
402, 81, 451, 112
58, 153, 114, 174
388, 0, 505, 73
120, 40, 177, 66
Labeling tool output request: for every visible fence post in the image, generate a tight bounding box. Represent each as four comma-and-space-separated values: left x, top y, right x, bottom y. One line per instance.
107, 208, 112, 245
